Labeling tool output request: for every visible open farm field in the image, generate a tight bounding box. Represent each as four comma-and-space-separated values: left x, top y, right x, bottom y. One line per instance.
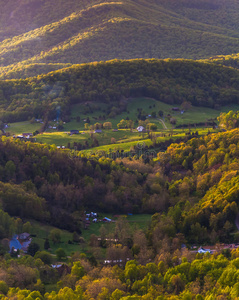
35, 130, 149, 148
53, 98, 239, 133
3, 0, 239, 297
79, 127, 218, 156
5, 121, 41, 135
4, 98, 238, 152
28, 214, 152, 256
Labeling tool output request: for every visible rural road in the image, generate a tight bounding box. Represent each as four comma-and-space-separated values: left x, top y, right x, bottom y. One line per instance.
158, 118, 168, 130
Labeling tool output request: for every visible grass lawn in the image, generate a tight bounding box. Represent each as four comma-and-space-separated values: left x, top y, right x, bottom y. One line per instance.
5, 121, 41, 135
79, 127, 218, 156
29, 220, 82, 256
28, 214, 152, 257
5, 98, 238, 150
79, 138, 153, 155
60, 98, 171, 131
63, 98, 238, 131
81, 214, 152, 240
5, 99, 239, 138
36, 130, 150, 148
36, 131, 89, 147
35, 126, 218, 155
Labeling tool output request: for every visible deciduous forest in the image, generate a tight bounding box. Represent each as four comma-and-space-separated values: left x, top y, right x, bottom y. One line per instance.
1, 59, 239, 123
2, 0, 239, 299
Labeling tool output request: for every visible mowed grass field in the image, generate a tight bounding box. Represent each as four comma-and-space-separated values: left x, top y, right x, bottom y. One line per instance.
35, 127, 217, 154
5, 121, 41, 135
35, 130, 151, 148
63, 98, 239, 131
4, 98, 239, 150
72, 127, 218, 155
28, 214, 152, 256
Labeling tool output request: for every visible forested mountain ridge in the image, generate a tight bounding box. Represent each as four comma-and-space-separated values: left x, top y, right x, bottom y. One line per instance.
158, 127, 239, 244
2, 125, 239, 243
2, 58, 239, 123
0, 135, 159, 232
2, 0, 239, 78
1, 112, 239, 298
204, 53, 239, 69
3, 2, 239, 298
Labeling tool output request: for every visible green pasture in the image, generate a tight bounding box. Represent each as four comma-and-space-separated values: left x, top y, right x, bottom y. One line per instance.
79, 139, 153, 155
5, 121, 41, 135
33, 126, 218, 154
28, 214, 152, 257
29, 221, 80, 255
4, 98, 239, 151
50, 98, 239, 133
170, 104, 239, 127
36, 131, 88, 147
79, 127, 217, 155
35, 130, 148, 147
62, 98, 172, 131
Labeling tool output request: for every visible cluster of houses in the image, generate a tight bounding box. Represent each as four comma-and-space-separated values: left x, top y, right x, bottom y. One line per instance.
83, 212, 112, 229
85, 212, 98, 223
85, 212, 112, 222
13, 126, 146, 141
16, 133, 33, 139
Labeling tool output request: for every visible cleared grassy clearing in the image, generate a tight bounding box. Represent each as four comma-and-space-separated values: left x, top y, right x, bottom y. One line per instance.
79, 127, 218, 155
36, 131, 89, 146
5, 121, 41, 135
35, 130, 147, 147
5, 98, 238, 151
56, 98, 239, 132
28, 214, 152, 256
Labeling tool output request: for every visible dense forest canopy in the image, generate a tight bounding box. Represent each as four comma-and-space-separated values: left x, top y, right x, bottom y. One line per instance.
1, 0, 239, 79
1, 247, 239, 299
2, 125, 239, 243
1, 127, 239, 297
2, 1, 239, 298
1, 59, 239, 122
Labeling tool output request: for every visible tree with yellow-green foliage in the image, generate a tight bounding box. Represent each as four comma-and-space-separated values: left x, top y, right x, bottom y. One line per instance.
218, 111, 239, 130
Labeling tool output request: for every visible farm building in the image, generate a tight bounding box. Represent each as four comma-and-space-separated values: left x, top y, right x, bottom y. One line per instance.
103, 217, 111, 222
70, 130, 79, 134
9, 232, 32, 253
22, 133, 33, 138
137, 126, 145, 132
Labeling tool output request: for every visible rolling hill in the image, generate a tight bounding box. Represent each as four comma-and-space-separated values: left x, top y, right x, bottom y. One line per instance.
1, 0, 239, 78
2, 58, 239, 122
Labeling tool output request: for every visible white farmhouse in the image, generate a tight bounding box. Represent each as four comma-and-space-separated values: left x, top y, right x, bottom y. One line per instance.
137, 126, 145, 132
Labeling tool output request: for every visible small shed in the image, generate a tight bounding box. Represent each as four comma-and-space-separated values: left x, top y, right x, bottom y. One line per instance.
94, 129, 102, 133
103, 217, 111, 222
70, 130, 79, 134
